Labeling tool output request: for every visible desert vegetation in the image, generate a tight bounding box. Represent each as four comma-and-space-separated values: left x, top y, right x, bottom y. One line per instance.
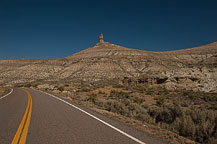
31, 82, 217, 144
92, 87, 217, 143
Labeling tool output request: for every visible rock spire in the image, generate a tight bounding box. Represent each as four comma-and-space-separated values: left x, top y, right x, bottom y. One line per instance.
98, 33, 104, 43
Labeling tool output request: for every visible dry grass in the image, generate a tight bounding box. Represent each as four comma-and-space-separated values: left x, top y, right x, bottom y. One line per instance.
92, 85, 130, 96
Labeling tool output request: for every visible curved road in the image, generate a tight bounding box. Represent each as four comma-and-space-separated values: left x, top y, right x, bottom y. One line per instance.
0, 88, 167, 144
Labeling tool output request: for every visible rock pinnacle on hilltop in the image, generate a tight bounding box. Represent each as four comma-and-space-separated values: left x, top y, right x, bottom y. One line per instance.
98, 33, 104, 43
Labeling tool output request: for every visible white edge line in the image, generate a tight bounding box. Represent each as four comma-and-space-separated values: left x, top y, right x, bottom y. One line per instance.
38, 90, 146, 144
0, 88, 13, 100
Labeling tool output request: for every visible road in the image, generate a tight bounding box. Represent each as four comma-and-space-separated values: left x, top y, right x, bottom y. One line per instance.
0, 88, 167, 144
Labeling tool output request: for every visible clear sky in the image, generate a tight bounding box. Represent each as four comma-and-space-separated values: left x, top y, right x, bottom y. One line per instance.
0, 0, 217, 59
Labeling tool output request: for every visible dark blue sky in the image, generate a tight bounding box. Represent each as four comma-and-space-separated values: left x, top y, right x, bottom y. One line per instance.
0, 0, 217, 59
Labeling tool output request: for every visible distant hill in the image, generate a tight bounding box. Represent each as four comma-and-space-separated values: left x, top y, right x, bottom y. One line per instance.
0, 34, 216, 92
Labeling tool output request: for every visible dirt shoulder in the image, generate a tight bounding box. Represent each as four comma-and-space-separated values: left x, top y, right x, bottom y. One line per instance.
0, 87, 10, 97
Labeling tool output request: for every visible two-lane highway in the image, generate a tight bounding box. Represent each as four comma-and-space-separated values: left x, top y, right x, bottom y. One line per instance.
0, 88, 167, 144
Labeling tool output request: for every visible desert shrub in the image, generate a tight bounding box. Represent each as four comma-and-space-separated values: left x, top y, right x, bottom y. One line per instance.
169, 115, 196, 138
170, 104, 183, 118
147, 104, 217, 142
183, 91, 199, 100
141, 103, 149, 109
186, 109, 205, 124
25, 83, 32, 88
180, 101, 189, 107
80, 88, 90, 92
105, 100, 129, 116
125, 102, 153, 123
95, 99, 108, 108
183, 91, 191, 96
103, 100, 153, 123
160, 123, 171, 130
95, 84, 105, 88
148, 106, 161, 120
106, 100, 129, 116
203, 93, 217, 102
133, 97, 144, 104
215, 116, 217, 126
87, 93, 97, 103
172, 117, 182, 132
64, 84, 69, 87
122, 99, 130, 106
133, 86, 146, 92
181, 115, 196, 137
155, 87, 170, 95
31, 83, 39, 87
98, 90, 105, 94
156, 109, 173, 123
112, 84, 124, 88
109, 90, 130, 99
194, 110, 216, 143
57, 86, 64, 91
148, 104, 183, 124
188, 95, 198, 100
145, 88, 155, 95
154, 96, 165, 107
170, 107, 217, 143
128, 103, 144, 117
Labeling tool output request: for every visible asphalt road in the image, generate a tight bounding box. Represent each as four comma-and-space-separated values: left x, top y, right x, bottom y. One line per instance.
0, 88, 168, 144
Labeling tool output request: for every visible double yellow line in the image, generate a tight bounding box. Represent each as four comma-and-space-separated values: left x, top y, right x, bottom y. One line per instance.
11, 90, 32, 144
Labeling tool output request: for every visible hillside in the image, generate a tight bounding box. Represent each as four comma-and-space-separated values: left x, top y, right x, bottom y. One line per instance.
0, 34, 216, 92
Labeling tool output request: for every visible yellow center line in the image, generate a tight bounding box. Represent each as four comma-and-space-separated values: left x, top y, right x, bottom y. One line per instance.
11, 89, 32, 144
19, 90, 32, 144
